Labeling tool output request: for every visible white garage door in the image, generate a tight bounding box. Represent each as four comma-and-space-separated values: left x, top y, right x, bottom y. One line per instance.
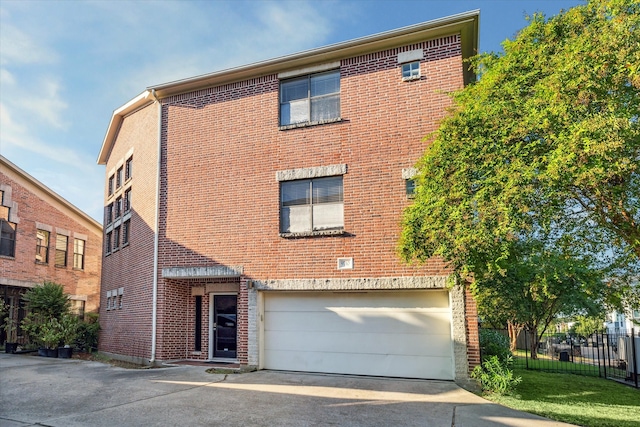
263, 290, 454, 380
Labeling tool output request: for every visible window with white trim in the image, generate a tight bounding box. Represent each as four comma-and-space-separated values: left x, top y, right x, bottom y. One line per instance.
280, 176, 344, 233
36, 229, 49, 263
280, 70, 340, 126
73, 238, 85, 270
401, 61, 420, 80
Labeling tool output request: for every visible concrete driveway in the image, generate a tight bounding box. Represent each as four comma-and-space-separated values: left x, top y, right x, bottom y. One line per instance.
0, 353, 573, 427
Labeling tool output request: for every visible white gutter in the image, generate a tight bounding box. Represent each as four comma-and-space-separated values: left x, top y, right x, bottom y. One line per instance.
149, 89, 161, 365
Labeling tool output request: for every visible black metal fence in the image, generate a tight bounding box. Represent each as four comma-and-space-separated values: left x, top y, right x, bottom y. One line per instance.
483, 328, 639, 388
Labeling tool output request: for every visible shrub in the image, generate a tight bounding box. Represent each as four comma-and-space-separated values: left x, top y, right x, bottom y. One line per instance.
75, 312, 100, 352
480, 329, 511, 363
471, 355, 522, 395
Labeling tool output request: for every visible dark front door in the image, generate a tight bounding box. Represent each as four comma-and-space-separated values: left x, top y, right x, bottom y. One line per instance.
212, 295, 237, 359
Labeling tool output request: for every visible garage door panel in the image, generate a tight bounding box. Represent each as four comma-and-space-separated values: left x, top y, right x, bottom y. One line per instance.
265, 329, 453, 356
265, 291, 449, 311
265, 310, 451, 334
264, 349, 453, 380
263, 291, 454, 379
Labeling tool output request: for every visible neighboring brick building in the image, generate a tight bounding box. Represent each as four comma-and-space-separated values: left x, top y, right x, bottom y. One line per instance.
97, 11, 480, 380
0, 155, 102, 345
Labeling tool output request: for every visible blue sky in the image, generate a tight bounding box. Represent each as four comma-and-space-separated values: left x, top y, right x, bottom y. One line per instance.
0, 0, 583, 222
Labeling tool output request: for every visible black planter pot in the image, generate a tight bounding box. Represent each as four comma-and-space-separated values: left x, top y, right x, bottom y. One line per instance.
58, 347, 73, 359
4, 342, 18, 354
45, 348, 58, 358
38, 347, 47, 357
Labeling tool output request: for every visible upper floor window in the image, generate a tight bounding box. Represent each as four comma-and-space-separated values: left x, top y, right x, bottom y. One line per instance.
105, 203, 113, 225
36, 229, 49, 263
55, 234, 68, 267
108, 175, 115, 196
124, 189, 131, 213
280, 176, 343, 233
73, 238, 85, 270
401, 61, 420, 81
116, 167, 123, 189
0, 219, 16, 257
122, 220, 130, 246
113, 225, 121, 249
125, 156, 133, 181
406, 179, 416, 198
280, 70, 340, 126
115, 196, 123, 218
105, 231, 112, 255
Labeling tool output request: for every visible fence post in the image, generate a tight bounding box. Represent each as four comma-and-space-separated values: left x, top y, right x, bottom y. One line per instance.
632, 327, 638, 389
598, 333, 605, 378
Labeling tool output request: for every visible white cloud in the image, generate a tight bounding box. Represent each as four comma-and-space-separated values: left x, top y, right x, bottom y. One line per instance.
0, 21, 57, 66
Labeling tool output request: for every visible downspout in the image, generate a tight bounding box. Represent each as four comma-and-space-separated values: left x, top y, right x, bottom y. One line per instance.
149, 89, 161, 364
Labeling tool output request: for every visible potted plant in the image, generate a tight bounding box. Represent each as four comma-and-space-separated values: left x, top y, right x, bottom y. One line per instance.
2, 300, 19, 354
58, 313, 78, 358
40, 318, 63, 358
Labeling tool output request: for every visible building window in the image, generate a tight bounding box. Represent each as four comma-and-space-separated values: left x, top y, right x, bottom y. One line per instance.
401, 61, 420, 80
116, 167, 123, 189
125, 156, 133, 181
280, 70, 340, 126
73, 238, 85, 270
105, 231, 112, 255
122, 220, 130, 246
55, 234, 68, 267
115, 197, 122, 218
108, 175, 114, 196
70, 300, 85, 318
105, 203, 113, 225
0, 219, 16, 257
280, 176, 343, 233
406, 179, 416, 198
113, 226, 120, 250
36, 229, 49, 263
0, 197, 16, 257
124, 189, 131, 213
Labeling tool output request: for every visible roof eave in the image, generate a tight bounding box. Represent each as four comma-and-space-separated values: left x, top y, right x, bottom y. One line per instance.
150, 10, 480, 98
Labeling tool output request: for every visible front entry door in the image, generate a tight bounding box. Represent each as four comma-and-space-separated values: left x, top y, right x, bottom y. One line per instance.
209, 294, 237, 359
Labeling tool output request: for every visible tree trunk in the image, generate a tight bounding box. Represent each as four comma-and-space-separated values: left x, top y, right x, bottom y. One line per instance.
507, 321, 522, 352
529, 327, 540, 360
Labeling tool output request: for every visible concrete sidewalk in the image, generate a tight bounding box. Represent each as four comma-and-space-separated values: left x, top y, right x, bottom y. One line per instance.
0, 353, 574, 427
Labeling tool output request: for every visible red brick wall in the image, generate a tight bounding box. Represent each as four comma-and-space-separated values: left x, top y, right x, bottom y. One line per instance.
465, 286, 481, 371
158, 36, 462, 281
99, 103, 158, 359
0, 172, 102, 312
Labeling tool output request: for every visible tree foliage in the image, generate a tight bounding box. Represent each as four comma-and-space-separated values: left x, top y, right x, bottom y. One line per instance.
400, 0, 639, 286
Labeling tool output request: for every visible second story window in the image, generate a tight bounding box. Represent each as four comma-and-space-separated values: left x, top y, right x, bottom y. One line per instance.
280, 70, 340, 126
115, 197, 122, 218
0, 195, 16, 257
116, 167, 123, 189
280, 176, 344, 233
113, 225, 121, 250
105, 231, 112, 255
55, 234, 68, 267
125, 156, 133, 181
73, 238, 85, 270
401, 61, 420, 80
105, 203, 113, 225
122, 220, 130, 246
36, 229, 49, 263
108, 175, 114, 196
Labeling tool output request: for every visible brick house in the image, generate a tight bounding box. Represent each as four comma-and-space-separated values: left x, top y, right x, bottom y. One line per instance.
1, 155, 102, 345
97, 11, 480, 381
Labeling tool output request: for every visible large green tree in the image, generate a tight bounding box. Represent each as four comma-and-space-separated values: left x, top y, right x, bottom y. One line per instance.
400, 0, 639, 284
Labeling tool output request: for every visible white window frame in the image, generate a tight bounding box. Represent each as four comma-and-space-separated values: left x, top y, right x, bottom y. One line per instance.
279, 70, 340, 126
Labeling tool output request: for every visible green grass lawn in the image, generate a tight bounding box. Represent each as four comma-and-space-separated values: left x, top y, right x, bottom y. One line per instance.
482, 368, 640, 427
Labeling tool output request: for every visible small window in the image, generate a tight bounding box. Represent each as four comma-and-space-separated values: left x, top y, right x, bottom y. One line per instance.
70, 300, 85, 318
108, 175, 114, 196
36, 229, 50, 263
0, 200, 16, 258
124, 189, 131, 213
105, 231, 112, 255
55, 234, 68, 267
115, 197, 122, 218
113, 226, 120, 250
73, 238, 85, 270
116, 167, 123, 189
406, 179, 416, 198
125, 156, 133, 181
105, 203, 113, 225
122, 220, 130, 246
280, 176, 344, 233
402, 61, 420, 80
280, 70, 340, 126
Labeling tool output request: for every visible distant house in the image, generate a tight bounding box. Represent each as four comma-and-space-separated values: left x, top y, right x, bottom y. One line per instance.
96, 11, 481, 381
0, 155, 102, 345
